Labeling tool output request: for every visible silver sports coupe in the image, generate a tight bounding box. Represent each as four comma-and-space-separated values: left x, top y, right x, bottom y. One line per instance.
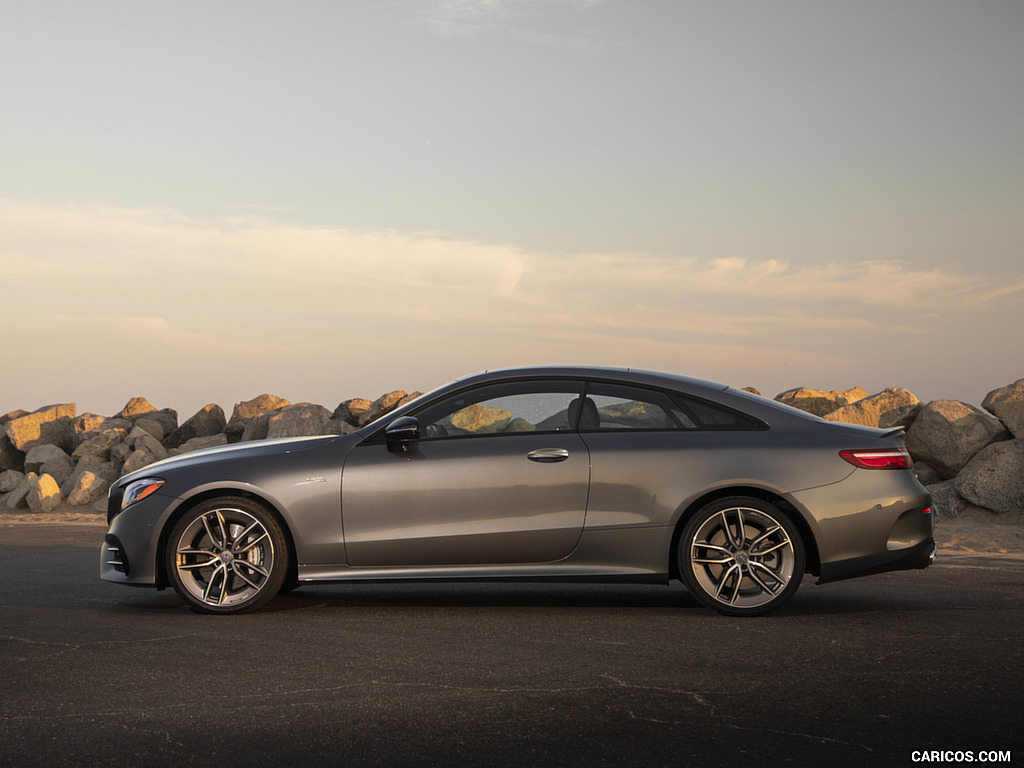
101, 366, 935, 616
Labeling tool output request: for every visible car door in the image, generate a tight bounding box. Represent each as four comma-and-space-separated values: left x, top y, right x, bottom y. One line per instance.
340, 379, 591, 567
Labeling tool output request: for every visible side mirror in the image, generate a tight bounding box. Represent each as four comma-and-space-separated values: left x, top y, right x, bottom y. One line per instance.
385, 416, 421, 452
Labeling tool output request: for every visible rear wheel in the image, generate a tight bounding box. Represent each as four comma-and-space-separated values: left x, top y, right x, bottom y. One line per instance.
680, 497, 804, 616
166, 497, 288, 614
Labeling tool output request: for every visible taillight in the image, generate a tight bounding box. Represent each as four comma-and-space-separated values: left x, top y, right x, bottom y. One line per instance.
839, 448, 914, 469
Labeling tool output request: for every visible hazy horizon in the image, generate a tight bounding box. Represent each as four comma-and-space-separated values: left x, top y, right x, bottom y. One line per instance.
3, 1, 1021, 420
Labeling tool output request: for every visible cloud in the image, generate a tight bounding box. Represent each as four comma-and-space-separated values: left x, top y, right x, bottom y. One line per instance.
2, 198, 1021, 415
2, 198, 1014, 335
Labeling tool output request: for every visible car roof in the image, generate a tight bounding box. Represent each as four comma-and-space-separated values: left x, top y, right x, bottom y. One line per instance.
457, 365, 729, 394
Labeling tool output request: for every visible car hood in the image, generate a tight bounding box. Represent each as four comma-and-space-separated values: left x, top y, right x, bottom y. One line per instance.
119, 434, 354, 483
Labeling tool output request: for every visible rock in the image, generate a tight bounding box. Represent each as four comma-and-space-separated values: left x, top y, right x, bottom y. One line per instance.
62, 462, 117, 499
357, 391, 408, 427
825, 388, 922, 429
66, 465, 117, 506
24, 444, 70, 473
741, 387, 762, 396
4, 472, 37, 509
69, 413, 110, 449
110, 442, 133, 473
120, 396, 157, 419
982, 379, 1024, 438
324, 418, 358, 436
133, 417, 165, 442
119, 399, 178, 435
71, 429, 126, 462
904, 400, 1010, 479
165, 404, 226, 449
912, 462, 943, 487
131, 432, 168, 461
147, 410, 179, 438
334, 398, 373, 428
226, 394, 291, 442
774, 387, 869, 417
954, 439, 1024, 514
4, 404, 76, 452
397, 392, 424, 408
0, 469, 26, 493
168, 434, 228, 456
505, 417, 536, 432
26, 473, 62, 513
121, 449, 159, 476
451, 404, 511, 433
927, 480, 967, 518
24, 444, 75, 486
240, 413, 274, 442
0, 433, 25, 472
267, 405, 333, 439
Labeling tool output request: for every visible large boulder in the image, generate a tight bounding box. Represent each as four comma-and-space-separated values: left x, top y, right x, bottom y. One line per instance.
129, 430, 168, 461
824, 387, 921, 429
266, 405, 333, 439
71, 428, 127, 463
451, 404, 511, 433
226, 394, 291, 443
904, 400, 1009, 479
774, 387, 868, 418
165, 404, 226, 449
0, 469, 26, 493
167, 434, 228, 456
24, 444, 75, 486
132, 417, 165, 442
334, 398, 373, 428
982, 379, 1024, 438
4, 472, 37, 509
0, 433, 25, 472
62, 462, 117, 499
927, 480, 967, 518
4, 404, 76, 452
357, 391, 412, 427
69, 413, 110, 450
66, 464, 118, 506
121, 449, 160, 476
954, 438, 1024, 514
26, 473, 62, 513
118, 397, 178, 436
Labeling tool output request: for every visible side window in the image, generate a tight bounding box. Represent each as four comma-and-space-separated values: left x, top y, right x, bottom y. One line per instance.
412, 380, 584, 439
583, 382, 697, 431
677, 396, 762, 430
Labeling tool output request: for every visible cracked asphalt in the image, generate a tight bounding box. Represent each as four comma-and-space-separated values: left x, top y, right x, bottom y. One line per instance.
1, 523, 1022, 768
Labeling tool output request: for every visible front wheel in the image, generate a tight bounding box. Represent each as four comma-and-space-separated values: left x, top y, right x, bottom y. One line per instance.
166, 497, 288, 614
679, 497, 804, 616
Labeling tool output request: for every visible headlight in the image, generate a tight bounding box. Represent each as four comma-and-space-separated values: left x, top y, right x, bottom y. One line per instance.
121, 478, 166, 510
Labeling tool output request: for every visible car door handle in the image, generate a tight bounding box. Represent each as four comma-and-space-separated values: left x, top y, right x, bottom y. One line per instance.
527, 448, 570, 463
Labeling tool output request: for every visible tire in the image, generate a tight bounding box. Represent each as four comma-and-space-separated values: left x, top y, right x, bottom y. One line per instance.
166, 497, 288, 614
679, 497, 805, 617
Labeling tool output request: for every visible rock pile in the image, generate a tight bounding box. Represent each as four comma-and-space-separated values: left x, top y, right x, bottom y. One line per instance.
3, 378, 1022, 521
1, 390, 420, 513
776, 380, 1024, 518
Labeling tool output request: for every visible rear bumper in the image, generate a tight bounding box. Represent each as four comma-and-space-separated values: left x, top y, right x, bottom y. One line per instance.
818, 535, 936, 584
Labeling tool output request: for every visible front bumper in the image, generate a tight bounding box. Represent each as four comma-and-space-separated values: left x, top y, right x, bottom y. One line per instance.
100, 491, 176, 587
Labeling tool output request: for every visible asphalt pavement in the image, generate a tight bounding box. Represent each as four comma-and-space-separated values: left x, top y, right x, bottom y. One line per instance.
1, 523, 1021, 768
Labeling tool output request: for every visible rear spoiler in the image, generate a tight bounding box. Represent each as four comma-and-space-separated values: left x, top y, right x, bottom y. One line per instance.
882, 427, 906, 440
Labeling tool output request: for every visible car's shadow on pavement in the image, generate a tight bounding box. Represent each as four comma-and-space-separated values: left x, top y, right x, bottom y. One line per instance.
99, 577, 951, 617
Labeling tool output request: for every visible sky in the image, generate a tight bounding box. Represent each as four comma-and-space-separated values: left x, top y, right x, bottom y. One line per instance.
2, 0, 1022, 419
